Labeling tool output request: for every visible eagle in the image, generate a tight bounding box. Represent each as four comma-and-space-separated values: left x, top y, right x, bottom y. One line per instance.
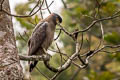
28, 13, 62, 72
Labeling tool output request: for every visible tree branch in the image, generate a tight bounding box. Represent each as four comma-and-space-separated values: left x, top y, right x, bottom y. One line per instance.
73, 13, 120, 34
19, 54, 50, 61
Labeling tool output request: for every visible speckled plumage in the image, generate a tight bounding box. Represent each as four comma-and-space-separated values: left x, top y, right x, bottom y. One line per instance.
28, 13, 62, 72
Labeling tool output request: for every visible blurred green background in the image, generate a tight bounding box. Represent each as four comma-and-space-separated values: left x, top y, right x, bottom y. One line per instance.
13, 0, 120, 80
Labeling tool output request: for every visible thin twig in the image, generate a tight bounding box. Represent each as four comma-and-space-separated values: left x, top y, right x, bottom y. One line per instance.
40, 9, 43, 19
61, 0, 67, 9
29, 0, 41, 15
39, 0, 44, 19
94, 1, 104, 51
45, 0, 51, 14
101, 50, 120, 53
85, 45, 120, 63
41, 1, 54, 10
18, 32, 27, 42
54, 29, 61, 41
39, 0, 54, 19
50, 72, 62, 80
57, 24, 74, 39
77, 33, 86, 65
48, 49, 69, 58
86, 38, 91, 51
1, 0, 44, 18
69, 68, 81, 80
73, 14, 120, 34
24, 31, 29, 38
56, 43, 63, 67
35, 66, 50, 80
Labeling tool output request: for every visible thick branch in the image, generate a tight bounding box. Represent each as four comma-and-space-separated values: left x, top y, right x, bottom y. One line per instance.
19, 54, 50, 61
43, 41, 81, 73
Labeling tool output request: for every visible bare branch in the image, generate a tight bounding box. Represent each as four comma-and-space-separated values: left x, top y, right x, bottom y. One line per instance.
85, 45, 120, 64
57, 24, 74, 39
41, 1, 54, 10
55, 43, 63, 67
43, 39, 83, 74
39, 0, 44, 19
18, 32, 27, 42
1, 0, 44, 18
50, 72, 61, 80
45, 0, 51, 14
101, 50, 120, 53
35, 66, 50, 80
24, 31, 30, 38
54, 29, 61, 40
61, 0, 67, 9
29, 0, 41, 15
19, 54, 50, 61
77, 33, 86, 65
73, 14, 120, 34
70, 68, 81, 80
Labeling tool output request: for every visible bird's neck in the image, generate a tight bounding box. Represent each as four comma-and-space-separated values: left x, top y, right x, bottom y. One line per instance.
44, 16, 57, 25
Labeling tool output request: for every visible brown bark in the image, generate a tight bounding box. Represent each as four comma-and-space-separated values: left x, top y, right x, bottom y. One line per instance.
0, 0, 23, 79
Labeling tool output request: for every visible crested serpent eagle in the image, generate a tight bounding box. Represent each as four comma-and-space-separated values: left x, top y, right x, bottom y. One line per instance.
28, 13, 62, 72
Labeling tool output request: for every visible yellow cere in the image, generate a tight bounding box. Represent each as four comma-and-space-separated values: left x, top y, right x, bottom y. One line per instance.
56, 18, 60, 23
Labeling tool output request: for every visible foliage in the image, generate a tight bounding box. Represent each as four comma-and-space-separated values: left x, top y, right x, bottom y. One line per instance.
104, 32, 120, 44
14, 0, 120, 80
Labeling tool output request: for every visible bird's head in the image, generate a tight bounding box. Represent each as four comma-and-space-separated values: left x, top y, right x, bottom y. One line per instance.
52, 13, 62, 24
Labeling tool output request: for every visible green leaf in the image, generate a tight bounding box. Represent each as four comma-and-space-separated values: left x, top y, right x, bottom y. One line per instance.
16, 18, 33, 29
35, 15, 40, 24
104, 32, 120, 44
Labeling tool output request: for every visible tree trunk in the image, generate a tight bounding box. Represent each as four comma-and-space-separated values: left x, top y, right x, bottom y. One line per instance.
0, 0, 23, 79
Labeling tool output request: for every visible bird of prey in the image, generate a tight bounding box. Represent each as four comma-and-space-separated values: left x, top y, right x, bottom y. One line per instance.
28, 13, 62, 72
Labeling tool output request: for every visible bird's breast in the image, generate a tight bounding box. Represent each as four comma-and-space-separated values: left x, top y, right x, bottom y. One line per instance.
42, 24, 55, 49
